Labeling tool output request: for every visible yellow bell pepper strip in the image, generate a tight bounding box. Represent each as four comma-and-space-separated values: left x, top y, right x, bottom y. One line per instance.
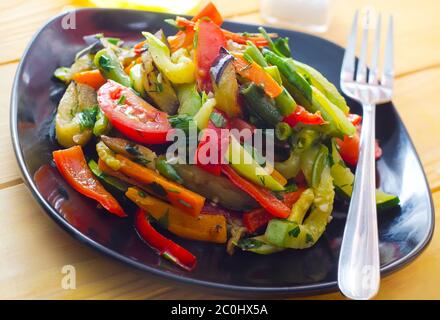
233, 53, 283, 99
115, 154, 205, 217
72, 69, 106, 91
193, 96, 217, 130
142, 32, 195, 84
52, 146, 127, 218
127, 187, 227, 243
222, 165, 290, 218
135, 209, 197, 271
226, 135, 285, 191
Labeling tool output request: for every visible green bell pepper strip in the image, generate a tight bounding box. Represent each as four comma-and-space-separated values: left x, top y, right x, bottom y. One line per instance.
264, 50, 355, 138
265, 144, 335, 249
274, 128, 320, 180
236, 235, 284, 255
156, 156, 184, 184
88, 159, 129, 193
142, 32, 195, 84
293, 60, 350, 115
226, 136, 285, 192
94, 48, 131, 87
330, 139, 400, 210
240, 83, 283, 127
93, 108, 111, 136
176, 83, 202, 116
244, 43, 296, 116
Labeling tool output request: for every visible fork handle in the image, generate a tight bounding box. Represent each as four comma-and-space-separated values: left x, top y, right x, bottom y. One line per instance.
337, 103, 380, 300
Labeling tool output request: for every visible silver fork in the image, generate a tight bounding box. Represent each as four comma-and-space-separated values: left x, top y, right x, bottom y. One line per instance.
337, 10, 394, 300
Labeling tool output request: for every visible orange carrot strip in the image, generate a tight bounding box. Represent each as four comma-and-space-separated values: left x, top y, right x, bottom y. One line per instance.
115, 154, 205, 216
233, 54, 283, 98
72, 69, 106, 90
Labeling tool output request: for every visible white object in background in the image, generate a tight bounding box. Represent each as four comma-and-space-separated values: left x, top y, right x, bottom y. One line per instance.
260, 0, 334, 33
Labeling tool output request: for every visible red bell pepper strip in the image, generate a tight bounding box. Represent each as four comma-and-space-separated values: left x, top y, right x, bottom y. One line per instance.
348, 113, 362, 126
52, 146, 126, 217
194, 19, 226, 92
195, 109, 230, 175
283, 105, 326, 128
97, 80, 172, 144
192, 1, 223, 25
242, 187, 305, 232
243, 208, 272, 233
168, 2, 222, 52
175, 17, 273, 47
135, 209, 196, 271
222, 165, 290, 218
336, 124, 382, 166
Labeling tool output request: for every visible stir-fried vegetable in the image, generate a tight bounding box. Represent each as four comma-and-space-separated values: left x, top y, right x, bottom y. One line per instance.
50, 2, 400, 268
127, 187, 227, 243
53, 146, 126, 217
135, 209, 197, 271
55, 82, 98, 147
115, 154, 205, 216
97, 80, 172, 144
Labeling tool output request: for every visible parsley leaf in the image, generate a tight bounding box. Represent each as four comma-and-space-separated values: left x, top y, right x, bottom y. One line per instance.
77, 105, 99, 131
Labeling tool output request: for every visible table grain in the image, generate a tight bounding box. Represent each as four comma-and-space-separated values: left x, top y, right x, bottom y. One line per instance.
1, 0, 439, 299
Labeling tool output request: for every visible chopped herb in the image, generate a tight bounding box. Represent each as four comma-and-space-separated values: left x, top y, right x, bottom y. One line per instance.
288, 226, 300, 237
149, 182, 168, 198
98, 54, 113, 72
106, 37, 121, 46
125, 143, 142, 156
178, 199, 193, 209
284, 183, 298, 193
237, 238, 264, 250
305, 233, 314, 244
138, 190, 146, 198
273, 37, 291, 57
134, 157, 150, 166
168, 114, 196, 134
209, 112, 226, 128
164, 18, 186, 31
117, 94, 126, 105
77, 105, 99, 131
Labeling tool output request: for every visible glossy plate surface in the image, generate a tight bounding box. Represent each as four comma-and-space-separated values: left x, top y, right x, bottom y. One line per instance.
10, 8, 434, 296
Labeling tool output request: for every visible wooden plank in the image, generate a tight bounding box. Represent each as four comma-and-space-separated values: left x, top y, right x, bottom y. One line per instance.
228, 0, 440, 77
0, 63, 21, 187
0, 182, 439, 299
0, 183, 230, 299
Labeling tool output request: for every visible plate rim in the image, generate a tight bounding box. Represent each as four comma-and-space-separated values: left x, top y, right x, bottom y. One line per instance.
10, 7, 435, 296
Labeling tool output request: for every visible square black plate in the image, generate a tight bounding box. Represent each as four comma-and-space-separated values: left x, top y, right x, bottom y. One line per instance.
10, 8, 434, 296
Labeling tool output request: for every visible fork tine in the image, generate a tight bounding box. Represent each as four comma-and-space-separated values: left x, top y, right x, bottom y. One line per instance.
356, 10, 371, 83
341, 10, 358, 83
382, 15, 394, 88
368, 14, 381, 84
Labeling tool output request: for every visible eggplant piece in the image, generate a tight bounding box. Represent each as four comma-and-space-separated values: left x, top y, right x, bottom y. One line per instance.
141, 51, 179, 115
55, 82, 97, 147
210, 48, 241, 117
173, 164, 258, 211
100, 135, 157, 170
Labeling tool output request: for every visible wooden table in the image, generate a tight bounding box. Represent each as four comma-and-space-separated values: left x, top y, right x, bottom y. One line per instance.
1, 0, 439, 300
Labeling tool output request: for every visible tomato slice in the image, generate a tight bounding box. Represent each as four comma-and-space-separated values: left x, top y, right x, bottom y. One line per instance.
337, 124, 383, 166
97, 80, 171, 144
195, 19, 226, 92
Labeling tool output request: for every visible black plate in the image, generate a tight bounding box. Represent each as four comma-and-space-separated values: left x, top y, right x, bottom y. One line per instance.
10, 8, 434, 296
